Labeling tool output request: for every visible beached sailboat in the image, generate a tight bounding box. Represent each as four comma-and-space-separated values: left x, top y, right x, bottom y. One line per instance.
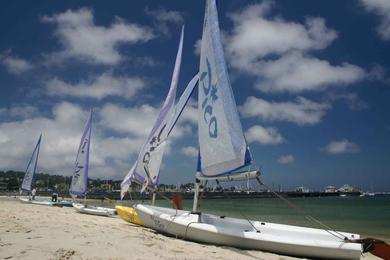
70, 109, 116, 216
116, 25, 198, 222
19, 135, 69, 206
131, 1, 383, 259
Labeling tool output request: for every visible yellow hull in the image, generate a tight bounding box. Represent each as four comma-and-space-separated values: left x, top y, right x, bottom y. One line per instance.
115, 206, 142, 225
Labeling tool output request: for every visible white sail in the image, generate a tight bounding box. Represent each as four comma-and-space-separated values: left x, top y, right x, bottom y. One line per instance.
166, 73, 199, 136
121, 73, 198, 195
70, 109, 93, 196
21, 134, 42, 192
198, 0, 251, 177
132, 26, 185, 189
120, 163, 136, 200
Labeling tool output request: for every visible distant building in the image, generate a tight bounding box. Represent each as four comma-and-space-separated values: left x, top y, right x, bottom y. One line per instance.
295, 186, 309, 193
337, 184, 355, 192
325, 185, 336, 193
0, 180, 7, 191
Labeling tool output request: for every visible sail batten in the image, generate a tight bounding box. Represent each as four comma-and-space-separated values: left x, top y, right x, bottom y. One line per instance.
70, 109, 92, 196
198, 0, 252, 177
21, 134, 42, 192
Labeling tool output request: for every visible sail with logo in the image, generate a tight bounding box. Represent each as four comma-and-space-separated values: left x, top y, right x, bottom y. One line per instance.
131, 26, 185, 191
120, 71, 198, 199
21, 134, 42, 192
69, 109, 117, 216
70, 109, 92, 197
133, 1, 369, 259
197, 0, 251, 177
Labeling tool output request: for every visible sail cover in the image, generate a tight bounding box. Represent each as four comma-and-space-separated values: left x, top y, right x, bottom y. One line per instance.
132, 26, 184, 189
21, 134, 42, 192
70, 109, 92, 196
198, 0, 251, 177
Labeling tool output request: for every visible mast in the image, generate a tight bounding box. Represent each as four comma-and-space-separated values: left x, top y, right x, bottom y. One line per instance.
151, 192, 156, 206
192, 173, 201, 213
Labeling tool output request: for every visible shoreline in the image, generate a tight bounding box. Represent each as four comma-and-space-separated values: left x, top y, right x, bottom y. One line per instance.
0, 196, 381, 259
2, 190, 379, 201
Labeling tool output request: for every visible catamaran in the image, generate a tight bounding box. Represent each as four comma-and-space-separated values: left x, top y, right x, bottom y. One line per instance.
70, 109, 116, 216
19, 135, 71, 207
130, 1, 390, 259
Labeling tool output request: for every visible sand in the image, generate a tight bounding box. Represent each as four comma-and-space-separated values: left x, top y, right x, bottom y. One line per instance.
0, 196, 380, 260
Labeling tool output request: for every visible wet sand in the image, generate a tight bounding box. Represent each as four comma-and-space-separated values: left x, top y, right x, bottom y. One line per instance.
0, 196, 380, 260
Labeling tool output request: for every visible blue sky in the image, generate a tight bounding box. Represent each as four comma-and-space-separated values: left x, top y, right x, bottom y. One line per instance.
0, 0, 389, 191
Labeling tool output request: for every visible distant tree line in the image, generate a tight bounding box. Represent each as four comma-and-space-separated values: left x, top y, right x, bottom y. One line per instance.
0, 170, 225, 193
0, 170, 72, 191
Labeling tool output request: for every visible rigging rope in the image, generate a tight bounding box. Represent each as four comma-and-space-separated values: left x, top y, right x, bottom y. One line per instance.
255, 175, 348, 241
215, 179, 260, 233
249, 153, 348, 241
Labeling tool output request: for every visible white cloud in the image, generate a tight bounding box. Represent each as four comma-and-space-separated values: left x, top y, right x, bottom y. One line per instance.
0, 102, 89, 172
240, 96, 331, 125
327, 92, 368, 111
323, 139, 360, 155
245, 125, 283, 145
145, 7, 184, 24
227, 2, 337, 60
98, 101, 195, 145
98, 102, 196, 141
0, 102, 152, 179
194, 39, 201, 56
180, 146, 198, 158
225, 2, 365, 93
278, 154, 294, 164
45, 72, 145, 100
1, 55, 33, 74
361, 0, 390, 41
98, 103, 157, 137
0, 105, 39, 119
145, 7, 184, 36
42, 8, 154, 65
252, 52, 365, 93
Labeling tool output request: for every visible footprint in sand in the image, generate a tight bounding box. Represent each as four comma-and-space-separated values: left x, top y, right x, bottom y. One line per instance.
53, 248, 76, 260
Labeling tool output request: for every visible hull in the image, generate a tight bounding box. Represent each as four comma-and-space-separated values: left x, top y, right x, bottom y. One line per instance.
58, 201, 73, 207
115, 206, 142, 225
135, 204, 362, 260
72, 203, 116, 217
19, 197, 63, 207
19, 197, 32, 203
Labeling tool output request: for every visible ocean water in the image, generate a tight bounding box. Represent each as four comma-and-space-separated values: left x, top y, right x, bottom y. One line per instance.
138, 196, 390, 241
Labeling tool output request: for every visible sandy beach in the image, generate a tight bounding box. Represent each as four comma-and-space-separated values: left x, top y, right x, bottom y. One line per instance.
0, 197, 380, 260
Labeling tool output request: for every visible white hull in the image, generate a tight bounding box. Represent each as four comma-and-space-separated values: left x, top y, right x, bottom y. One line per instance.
135, 204, 362, 260
19, 197, 60, 206
19, 197, 32, 203
72, 203, 116, 217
